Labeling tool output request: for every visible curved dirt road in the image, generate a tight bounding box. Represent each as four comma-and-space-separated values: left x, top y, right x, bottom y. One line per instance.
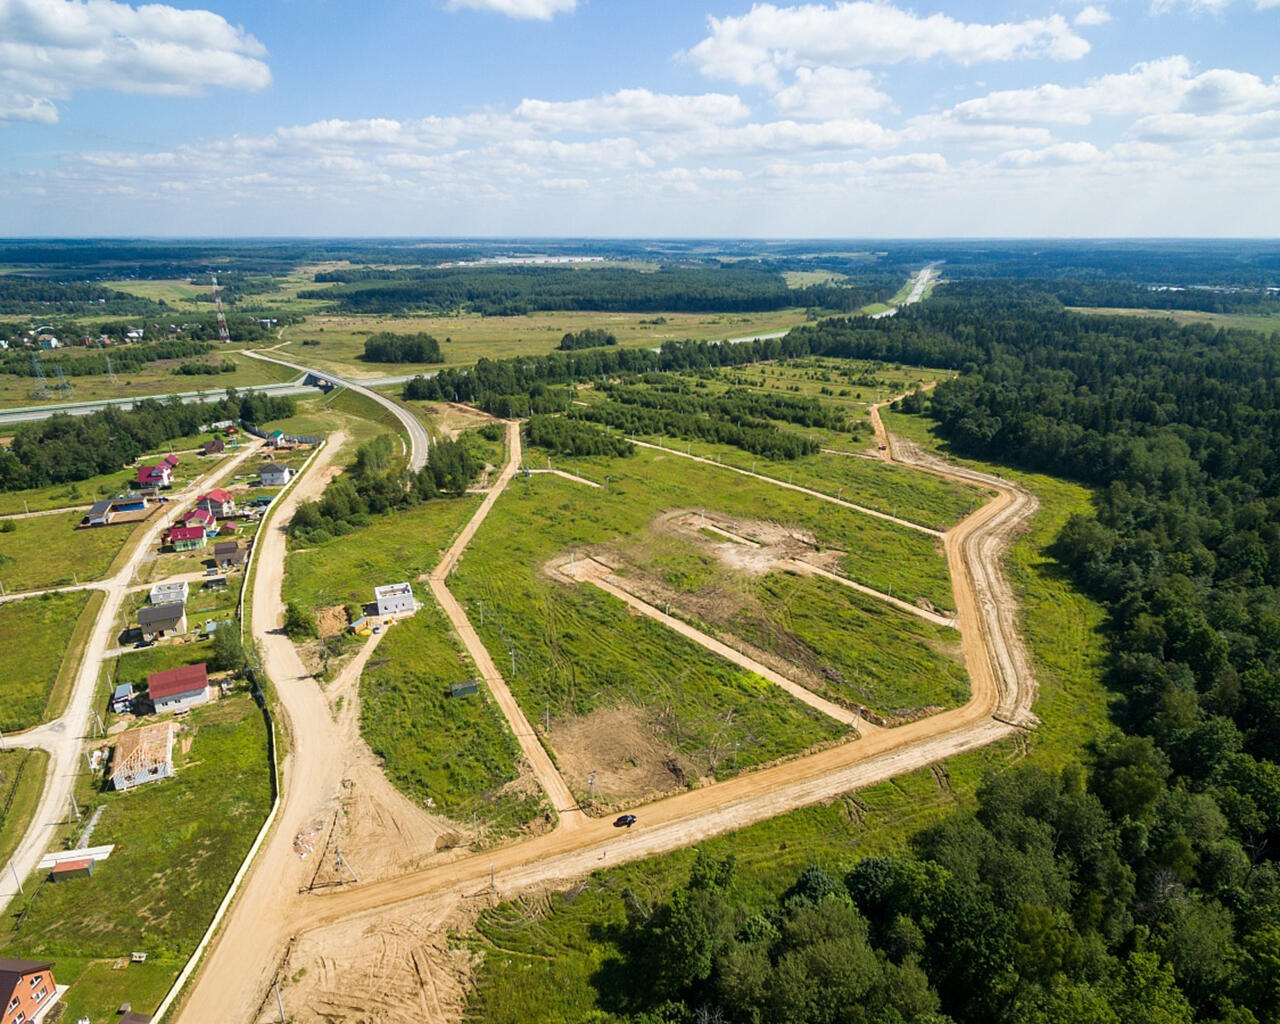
177, 402, 1040, 1022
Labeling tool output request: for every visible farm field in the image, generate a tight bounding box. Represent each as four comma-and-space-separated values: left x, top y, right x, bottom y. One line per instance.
1067, 305, 1280, 335
0, 510, 129, 592
460, 427, 1112, 1023
0, 351, 298, 410
360, 604, 544, 836
0, 693, 271, 1023
0, 591, 95, 731
276, 307, 811, 379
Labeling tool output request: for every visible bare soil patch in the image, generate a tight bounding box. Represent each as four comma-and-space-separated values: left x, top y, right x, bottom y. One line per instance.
549, 705, 701, 807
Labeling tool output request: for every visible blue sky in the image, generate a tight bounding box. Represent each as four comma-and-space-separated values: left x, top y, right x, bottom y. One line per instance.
1, 0, 1278, 236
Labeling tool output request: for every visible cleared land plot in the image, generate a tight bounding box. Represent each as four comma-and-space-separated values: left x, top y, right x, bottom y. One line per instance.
602, 530, 967, 717
0, 591, 94, 730
448, 455, 950, 798
0, 694, 271, 1021
285, 495, 482, 616
0, 510, 129, 591
276, 308, 810, 379
361, 605, 544, 836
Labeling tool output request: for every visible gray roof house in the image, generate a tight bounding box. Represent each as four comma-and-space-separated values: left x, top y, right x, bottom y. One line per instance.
137, 602, 186, 640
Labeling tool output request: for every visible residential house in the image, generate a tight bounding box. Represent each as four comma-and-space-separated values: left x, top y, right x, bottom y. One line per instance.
84, 498, 116, 527
182, 507, 216, 533
202, 438, 225, 456
137, 602, 186, 641
268, 430, 286, 447
136, 463, 172, 489
213, 541, 246, 568
0, 958, 61, 1024
207, 419, 234, 432
36, 335, 59, 350
125, 327, 144, 341
259, 463, 293, 487
162, 453, 179, 470
374, 582, 417, 618
111, 683, 134, 714
147, 663, 209, 714
166, 526, 206, 552
217, 521, 238, 537
83, 493, 150, 528
148, 580, 189, 605
110, 721, 174, 790
195, 488, 235, 518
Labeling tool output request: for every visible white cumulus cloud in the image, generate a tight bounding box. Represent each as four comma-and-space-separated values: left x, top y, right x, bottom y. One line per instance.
514, 89, 750, 134
0, 0, 270, 124
445, 0, 577, 18
1074, 5, 1113, 25
772, 67, 893, 119
685, 2, 1091, 88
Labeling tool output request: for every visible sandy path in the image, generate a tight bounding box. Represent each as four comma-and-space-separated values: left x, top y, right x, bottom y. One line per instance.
428, 421, 583, 825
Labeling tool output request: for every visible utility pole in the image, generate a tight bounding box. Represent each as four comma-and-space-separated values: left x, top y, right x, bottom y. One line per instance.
587, 771, 598, 804
274, 981, 285, 1022
68, 795, 80, 822
9, 862, 21, 895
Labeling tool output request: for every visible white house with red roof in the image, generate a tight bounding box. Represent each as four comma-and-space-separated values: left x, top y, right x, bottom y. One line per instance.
136, 463, 172, 488
195, 488, 236, 518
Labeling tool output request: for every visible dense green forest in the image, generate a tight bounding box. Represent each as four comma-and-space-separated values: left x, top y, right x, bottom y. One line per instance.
288, 432, 482, 544
940, 279, 1280, 316
0, 391, 295, 491
360, 331, 442, 363
0, 339, 214, 378
301, 264, 886, 315
525, 415, 633, 458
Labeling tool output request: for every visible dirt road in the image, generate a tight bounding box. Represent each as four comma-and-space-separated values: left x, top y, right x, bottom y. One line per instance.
181, 400, 1040, 1022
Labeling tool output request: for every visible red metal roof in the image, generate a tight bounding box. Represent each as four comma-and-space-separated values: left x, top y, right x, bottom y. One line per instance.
183, 508, 215, 526
147, 663, 208, 700
167, 526, 205, 542
201, 488, 233, 503
163, 454, 179, 466
52, 858, 93, 873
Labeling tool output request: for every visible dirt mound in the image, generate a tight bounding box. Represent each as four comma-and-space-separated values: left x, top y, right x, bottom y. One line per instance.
550, 705, 699, 806
316, 604, 351, 638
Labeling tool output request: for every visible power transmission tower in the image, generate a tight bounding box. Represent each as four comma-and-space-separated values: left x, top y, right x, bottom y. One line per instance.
30, 355, 50, 399
211, 274, 231, 344
104, 351, 118, 384
54, 365, 72, 397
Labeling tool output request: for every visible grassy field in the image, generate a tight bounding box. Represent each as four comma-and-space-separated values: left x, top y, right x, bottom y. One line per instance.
1068, 306, 1280, 336
0, 591, 94, 731
275, 308, 812, 379
284, 494, 481, 615
646, 435, 985, 531
259, 387, 407, 459
0, 511, 129, 592
361, 604, 544, 836
0, 749, 48, 872
459, 415, 1113, 1023
446, 448, 958, 796
0, 351, 298, 410
611, 540, 969, 715
0, 693, 271, 1021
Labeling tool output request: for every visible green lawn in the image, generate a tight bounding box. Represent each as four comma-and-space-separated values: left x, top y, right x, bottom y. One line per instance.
108, 641, 215, 693
0, 694, 271, 1021
461, 417, 1112, 1023
0, 511, 129, 592
0, 591, 94, 731
361, 605, 544, 836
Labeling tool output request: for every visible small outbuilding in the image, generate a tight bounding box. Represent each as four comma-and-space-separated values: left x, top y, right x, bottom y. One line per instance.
147, 662, 209, 714
50, 858, 94, 882
202, 438, 225, 456
110, 721, 175, 791
111, 683, 134, 714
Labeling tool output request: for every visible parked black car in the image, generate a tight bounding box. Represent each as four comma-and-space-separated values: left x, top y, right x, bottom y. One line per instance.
613, 814, 637, 828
